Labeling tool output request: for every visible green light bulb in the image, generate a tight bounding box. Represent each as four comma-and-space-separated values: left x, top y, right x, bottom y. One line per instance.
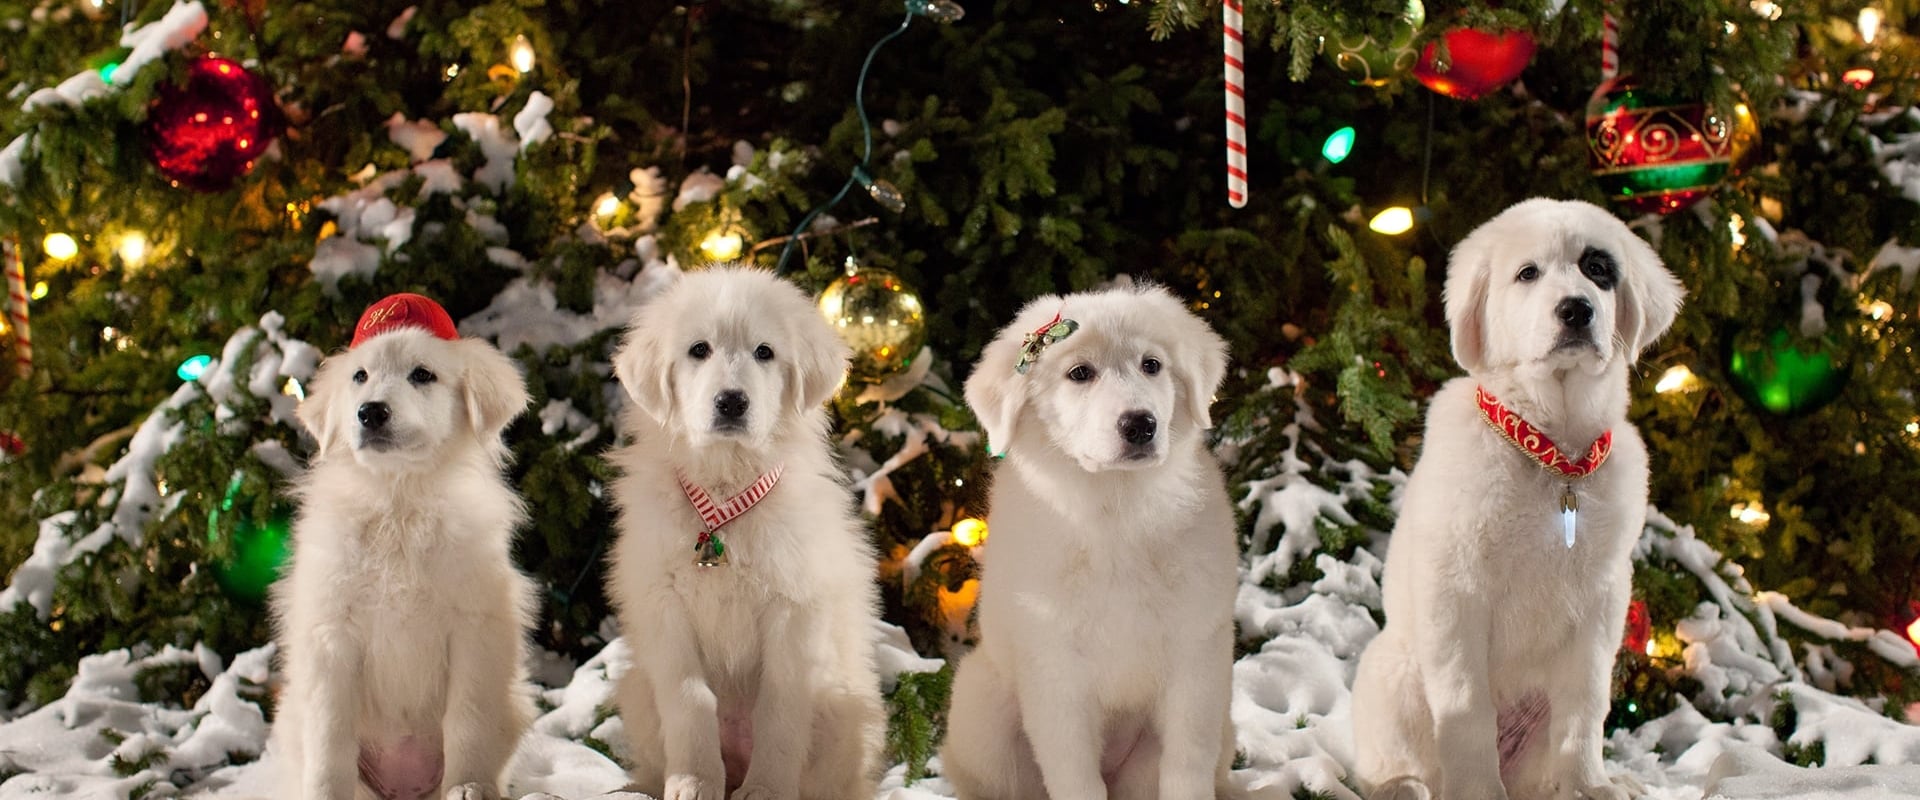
1322, 126, 1356, 164
177, 354, 214, 382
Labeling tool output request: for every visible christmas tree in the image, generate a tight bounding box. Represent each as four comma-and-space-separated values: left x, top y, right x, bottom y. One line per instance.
2, 0, 1919, 795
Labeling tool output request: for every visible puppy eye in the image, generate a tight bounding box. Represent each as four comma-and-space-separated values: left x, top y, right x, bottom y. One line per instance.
409, 367, 437, 385
1067, 364, 1096, 383
1141, 357, 1162, 376
1516, 263, 1540, 282
754, 344, 775, 361
352, 368, 368, 384
1579, 248, 1619, 289
689, 341, 711, 360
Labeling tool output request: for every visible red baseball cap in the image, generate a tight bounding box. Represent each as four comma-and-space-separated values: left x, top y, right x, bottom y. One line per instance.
351, 292, 458, 348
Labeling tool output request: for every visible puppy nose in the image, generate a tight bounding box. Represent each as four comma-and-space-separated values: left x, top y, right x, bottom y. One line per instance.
1556, 297, 1594, 329
1118, 411, 1157, 445
358, 401, 390, 430
715, 390, 749, 420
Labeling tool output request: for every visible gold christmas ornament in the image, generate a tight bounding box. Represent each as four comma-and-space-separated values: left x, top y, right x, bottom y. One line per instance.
817, 263, 927, 383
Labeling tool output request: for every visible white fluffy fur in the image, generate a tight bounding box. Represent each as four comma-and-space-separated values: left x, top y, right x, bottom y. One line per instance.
1351, 199, 1685, 800
272, 327, 538, 800
605, 266, 884, 800
944, 283, 1239, 800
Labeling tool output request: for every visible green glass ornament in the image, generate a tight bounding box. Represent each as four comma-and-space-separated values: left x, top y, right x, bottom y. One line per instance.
1727, 328, 1848, 416
207, 477, 292, 603
1321, 0, 1426, 87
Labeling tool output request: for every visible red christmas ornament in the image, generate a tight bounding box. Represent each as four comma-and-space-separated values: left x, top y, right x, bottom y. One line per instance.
1413, 27, 1536, 100
144, 56, 282, 192
1623, 598, 1651, 655
1586, 76, 1733, 215
353, 293, 459, 348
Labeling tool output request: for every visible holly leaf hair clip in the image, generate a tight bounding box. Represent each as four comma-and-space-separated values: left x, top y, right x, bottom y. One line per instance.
1015, 312, 1079, 374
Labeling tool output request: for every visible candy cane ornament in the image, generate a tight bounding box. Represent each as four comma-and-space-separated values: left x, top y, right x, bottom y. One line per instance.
3, 238, 28, 379
1600, 11, 1619, 82
1223, 0, 1248, 208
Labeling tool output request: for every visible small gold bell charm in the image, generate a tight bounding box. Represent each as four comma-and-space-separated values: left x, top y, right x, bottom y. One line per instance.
694, 530, 729, 567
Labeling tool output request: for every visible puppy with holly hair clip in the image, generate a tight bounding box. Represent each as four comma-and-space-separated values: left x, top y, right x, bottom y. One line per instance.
946, 282, 1240, 800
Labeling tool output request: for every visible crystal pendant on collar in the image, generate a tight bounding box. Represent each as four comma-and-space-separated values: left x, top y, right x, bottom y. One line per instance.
1560, 483, 1578, 549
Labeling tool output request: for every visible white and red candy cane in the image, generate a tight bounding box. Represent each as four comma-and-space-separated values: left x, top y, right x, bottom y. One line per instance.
1223, 0, 1248, 208
3, 238, 28, 379
1600, 10, 1619, 82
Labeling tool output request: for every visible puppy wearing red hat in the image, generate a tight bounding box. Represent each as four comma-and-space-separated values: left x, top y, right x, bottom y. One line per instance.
271, 293, 537, 800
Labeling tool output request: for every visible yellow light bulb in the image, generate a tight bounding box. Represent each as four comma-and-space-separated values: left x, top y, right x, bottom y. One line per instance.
1730, 502, 1770, 525
509, 35, 536, 74
31, 281, 48, 300
1654, 365, 1694, 394
43, 233, 78, 261
1859, 7, 1883, 45
1369, 207, 1415, 235
593, 193, 621, 219
698, 228, 746, 263
118, 232, 148, 267
952, 517, 989, 548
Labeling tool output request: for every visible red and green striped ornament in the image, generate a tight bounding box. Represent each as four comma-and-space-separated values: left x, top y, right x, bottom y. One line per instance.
1585, 78, 1735, 215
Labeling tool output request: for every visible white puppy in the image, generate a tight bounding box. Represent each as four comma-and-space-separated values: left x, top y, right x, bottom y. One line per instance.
944, 283, 1237, 800
273, 294, 537, 800
606, 266, 884, 800
1351, 199, 1685, 800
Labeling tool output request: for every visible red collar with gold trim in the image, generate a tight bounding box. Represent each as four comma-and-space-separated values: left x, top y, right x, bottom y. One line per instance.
1475, 386, 1612, 479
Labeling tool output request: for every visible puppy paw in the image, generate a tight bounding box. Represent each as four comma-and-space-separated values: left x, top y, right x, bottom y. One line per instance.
663, 774, 723, 800
1576, 781, 1637, 800
1371, 776, 1433, 800
730, 783, 789, 800
444, 782, 499, 800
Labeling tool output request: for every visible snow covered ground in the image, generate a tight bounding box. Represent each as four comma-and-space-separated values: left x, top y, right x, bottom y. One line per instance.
4, 529, 1920, 800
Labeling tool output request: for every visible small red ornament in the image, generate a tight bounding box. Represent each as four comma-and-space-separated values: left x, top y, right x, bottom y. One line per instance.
0, 431, 23, 457
353, 293, 459, 348
144, 56, 282, 192
1623, 599, 1651, 655
1413, 27, 1536, 100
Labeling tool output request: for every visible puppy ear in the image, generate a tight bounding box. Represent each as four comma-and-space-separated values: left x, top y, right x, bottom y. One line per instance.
1443, 235, 1492, 373
965, 298, 1058, 458
297, 352, 346, 456
1153, 288, 1229, 429
1613, 233, 1685, 361
458, 339, 530, 437
786, 311, 852, 413
613, 308, 676, 426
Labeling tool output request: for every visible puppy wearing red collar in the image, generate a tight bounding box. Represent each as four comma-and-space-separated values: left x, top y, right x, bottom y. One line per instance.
1352, 199, 1684, 800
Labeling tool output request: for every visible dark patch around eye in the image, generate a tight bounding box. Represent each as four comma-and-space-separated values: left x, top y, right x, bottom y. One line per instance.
1579, 247, 1618, 290
352, 369, 368, 384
